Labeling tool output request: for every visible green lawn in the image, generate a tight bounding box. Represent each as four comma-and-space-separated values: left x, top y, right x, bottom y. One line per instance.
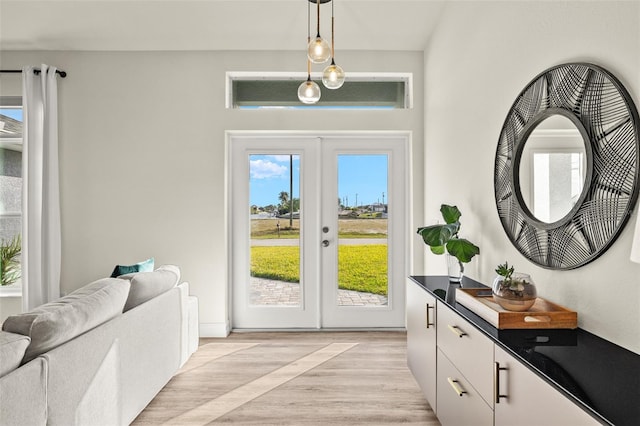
251, 245, 388, 296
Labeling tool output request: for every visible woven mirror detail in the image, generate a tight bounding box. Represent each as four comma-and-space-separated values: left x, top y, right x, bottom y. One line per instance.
495, 63, 640, 269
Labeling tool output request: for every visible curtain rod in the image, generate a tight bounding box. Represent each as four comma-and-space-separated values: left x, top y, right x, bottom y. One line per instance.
0, 69, 67, 78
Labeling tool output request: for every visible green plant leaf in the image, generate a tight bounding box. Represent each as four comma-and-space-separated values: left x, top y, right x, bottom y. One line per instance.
495, 261, 514, 279
440, 204, 461, 225
1, 235, 21, 286
417, 224, 458, 248
446, 238, 480, 263
430, 245, 445, 255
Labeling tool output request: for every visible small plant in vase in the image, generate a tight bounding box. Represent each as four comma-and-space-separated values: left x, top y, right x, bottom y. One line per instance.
417, 204, 480, 282
492, 261, 537, 311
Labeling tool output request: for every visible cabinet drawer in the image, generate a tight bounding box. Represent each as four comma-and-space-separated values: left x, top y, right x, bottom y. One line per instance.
437, 301, 494, 405
437, 347, 493, 426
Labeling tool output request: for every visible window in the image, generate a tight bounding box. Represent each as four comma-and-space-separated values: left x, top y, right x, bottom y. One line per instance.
0, 97, 23, 295
531, 151, 585, 223
227, 72, 412, 109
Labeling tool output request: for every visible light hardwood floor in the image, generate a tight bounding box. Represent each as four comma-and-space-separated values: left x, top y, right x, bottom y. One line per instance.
133, 331, 439, 425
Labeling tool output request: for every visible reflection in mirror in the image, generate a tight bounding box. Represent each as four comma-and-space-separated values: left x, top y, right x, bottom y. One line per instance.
519, 115, 586, 223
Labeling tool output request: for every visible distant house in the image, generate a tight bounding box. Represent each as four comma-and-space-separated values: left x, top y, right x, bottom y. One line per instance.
277, 211, 300, 219
371, 203, 387, 213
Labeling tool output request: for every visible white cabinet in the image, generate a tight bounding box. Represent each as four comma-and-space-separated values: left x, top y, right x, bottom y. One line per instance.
437, 347, 493, 426
406, 278, 437, 411
436, 301, 494, 406
494, 345, 599, 426
406, 279, 602, 426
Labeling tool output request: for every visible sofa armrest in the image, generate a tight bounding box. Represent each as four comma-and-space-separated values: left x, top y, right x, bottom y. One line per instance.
177, 282, 199, 367
0, 357, 47, 426
0, 330, 30, 377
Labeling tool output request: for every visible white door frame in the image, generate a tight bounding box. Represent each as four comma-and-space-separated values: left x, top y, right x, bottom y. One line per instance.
226, 130, 411, 330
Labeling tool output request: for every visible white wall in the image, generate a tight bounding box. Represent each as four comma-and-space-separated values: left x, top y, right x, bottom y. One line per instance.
422, 0, 640, 354
0, 50, 425, 334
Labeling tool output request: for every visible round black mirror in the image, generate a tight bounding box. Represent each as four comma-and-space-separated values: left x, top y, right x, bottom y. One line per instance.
495, 63, 640, 269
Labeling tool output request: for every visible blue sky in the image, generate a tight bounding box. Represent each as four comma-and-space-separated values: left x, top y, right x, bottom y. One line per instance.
250, 154, 388, 208
0, 108, 23, 121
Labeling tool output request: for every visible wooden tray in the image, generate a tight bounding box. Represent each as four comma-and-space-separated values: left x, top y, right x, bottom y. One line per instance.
455, 288, 577, 330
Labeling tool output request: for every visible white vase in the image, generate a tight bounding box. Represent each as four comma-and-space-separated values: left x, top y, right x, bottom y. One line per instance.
446, 254, 463, 283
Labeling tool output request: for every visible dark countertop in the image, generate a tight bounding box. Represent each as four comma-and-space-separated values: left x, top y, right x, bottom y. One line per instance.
409, 275, 640, 426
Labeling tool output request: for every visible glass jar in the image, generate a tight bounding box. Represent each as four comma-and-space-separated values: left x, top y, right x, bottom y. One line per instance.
492, 272, 537, 311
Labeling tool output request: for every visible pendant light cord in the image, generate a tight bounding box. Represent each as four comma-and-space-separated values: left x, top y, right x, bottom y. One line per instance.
316, 0, 321, 38
307, 0, 312, 79
331, 0, 335, 60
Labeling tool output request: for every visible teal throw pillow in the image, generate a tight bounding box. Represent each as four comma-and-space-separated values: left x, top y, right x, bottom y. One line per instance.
110, 257, 154, 278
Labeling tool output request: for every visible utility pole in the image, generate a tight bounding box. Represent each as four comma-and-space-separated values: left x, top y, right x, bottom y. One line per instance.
289, 155, 293, 228
355, 193, 358, 208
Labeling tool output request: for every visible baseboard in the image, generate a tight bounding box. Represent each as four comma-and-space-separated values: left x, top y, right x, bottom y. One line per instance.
199, 321, 230, 338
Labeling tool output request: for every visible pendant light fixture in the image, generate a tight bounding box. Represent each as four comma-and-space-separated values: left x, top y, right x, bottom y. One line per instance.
322, 0, 345, 89
298, 0, 321, 104
307, 0, 331, 64
297, 65, 321, 104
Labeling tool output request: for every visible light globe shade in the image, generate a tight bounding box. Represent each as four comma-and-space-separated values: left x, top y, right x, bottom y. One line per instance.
322, 63, 345, 89
308, 37, 331, 64
297, 79, 321, 104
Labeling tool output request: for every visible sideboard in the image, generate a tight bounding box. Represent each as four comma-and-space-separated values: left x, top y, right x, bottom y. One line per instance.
407, 276, 640, 426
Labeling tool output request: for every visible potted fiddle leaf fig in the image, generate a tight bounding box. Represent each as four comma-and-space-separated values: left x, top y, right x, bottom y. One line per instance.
1, 235, 21, 287
417, 204, 480, 282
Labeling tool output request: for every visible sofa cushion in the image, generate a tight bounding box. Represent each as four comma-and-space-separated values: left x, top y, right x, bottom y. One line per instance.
0, 331, 31, 377
120, 265, 180, 312
110, 257, 154, 278
1, 278, 131, 363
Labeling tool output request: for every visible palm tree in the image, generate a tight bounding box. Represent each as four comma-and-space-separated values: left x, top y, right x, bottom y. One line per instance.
278, 191, 289, 206
1, 235, 21, 286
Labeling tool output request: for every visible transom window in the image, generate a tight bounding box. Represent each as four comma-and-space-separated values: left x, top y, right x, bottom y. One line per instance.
226, 72, 412, 109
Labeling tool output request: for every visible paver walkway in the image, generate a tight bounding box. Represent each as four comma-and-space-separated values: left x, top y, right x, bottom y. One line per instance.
250, 277, 388, 306
251, 238, 387, 246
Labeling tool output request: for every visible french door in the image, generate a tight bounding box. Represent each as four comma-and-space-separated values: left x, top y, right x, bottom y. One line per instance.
229, 132, 409, 329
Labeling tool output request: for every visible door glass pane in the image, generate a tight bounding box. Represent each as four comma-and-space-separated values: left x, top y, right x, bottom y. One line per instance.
249, 154, 301, 306
337, 155, 388, 306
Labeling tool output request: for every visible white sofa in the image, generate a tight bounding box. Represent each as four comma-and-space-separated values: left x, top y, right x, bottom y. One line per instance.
0, 265, 198, 426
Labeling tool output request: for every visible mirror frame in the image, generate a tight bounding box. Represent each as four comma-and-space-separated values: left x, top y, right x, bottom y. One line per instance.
494, 63, 640, 270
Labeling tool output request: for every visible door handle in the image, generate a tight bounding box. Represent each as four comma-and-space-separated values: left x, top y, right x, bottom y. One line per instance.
425, 303, 435, 328
494, 362, 508, 403
322, 240, 330, 247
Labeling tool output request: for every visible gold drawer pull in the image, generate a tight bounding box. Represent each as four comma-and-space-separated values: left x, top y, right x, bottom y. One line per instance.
447, 377, 467, 397
447, 324, 467, 338
425, 303, 435, 328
